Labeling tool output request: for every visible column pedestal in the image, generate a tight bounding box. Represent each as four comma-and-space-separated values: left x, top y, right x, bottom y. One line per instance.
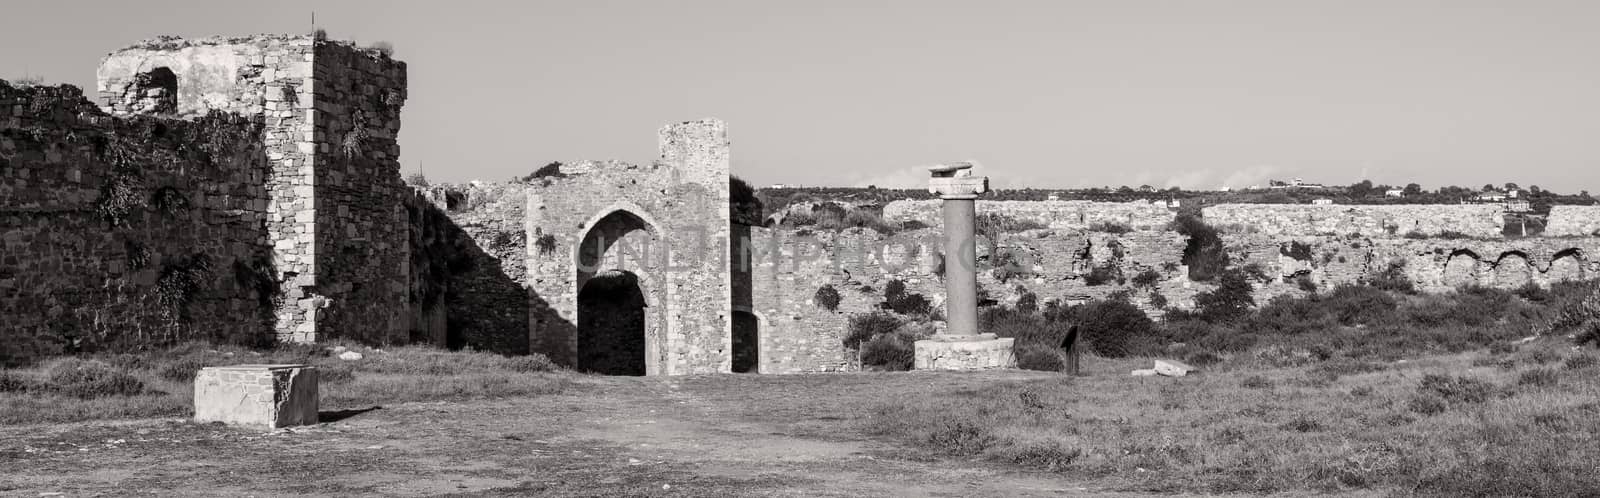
914, 334, 1017, 370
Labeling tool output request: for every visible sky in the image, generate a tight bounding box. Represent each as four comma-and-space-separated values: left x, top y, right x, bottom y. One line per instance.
3, 0, 1598, 192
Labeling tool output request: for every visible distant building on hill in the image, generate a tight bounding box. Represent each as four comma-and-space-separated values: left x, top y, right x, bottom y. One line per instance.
1311, 198, 1335, 205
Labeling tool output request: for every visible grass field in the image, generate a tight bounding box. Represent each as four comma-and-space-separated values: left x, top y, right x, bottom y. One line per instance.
0, 342, 568, 425
2, 337, 1597, 496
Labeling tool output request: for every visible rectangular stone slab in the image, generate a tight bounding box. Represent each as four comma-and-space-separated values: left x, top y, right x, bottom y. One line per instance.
194, 364, 318, 429
913, 336, 1016, 371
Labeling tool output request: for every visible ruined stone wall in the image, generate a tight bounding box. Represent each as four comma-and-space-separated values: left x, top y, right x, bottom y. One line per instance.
99, 35, 411, 345
882, 200, 1175, 231
744, 225, 1195, 373
99, 36, 321, 339
1545, 206, 1600, 237
524, 120, 732, 375
404, 183, 529, 353
1201, 204, 1505, 238
0, 82, 275, 365
305, 41, 409, 345
1225, 233, 1600, 301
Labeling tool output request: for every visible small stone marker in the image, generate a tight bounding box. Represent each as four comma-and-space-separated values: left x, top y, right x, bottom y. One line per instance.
1154, 359, 1196, 377
194, 364, 318, 429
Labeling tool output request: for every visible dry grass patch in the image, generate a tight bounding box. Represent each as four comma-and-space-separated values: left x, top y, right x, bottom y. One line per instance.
0, 342, 569, 425
864, 347, 1600, 495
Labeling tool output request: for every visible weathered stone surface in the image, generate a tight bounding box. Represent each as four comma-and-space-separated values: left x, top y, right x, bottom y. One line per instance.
883, 200, 1175, 232
1154, 359, 1195, 377
194, 364, 318, 429
1130, 369, 1158, 377
1202, 204, 1506, 238
913, 334, 1016, 371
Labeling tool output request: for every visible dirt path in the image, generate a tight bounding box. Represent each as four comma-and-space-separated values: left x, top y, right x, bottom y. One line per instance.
0, 372, 1133, 497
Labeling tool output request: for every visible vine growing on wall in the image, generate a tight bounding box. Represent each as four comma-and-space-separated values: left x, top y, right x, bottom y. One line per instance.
535, 233, 559, 256
154, 253, 212, 323
151, 186, 190, 216
232, 254, 281, 308
342, 109, 370, 158
124, 239, 150, 271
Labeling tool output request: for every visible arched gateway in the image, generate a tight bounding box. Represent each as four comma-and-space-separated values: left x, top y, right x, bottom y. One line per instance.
524, 120, 736, 376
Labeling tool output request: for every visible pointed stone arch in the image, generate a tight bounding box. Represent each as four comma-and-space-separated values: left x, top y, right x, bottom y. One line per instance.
574, 204, 668, 375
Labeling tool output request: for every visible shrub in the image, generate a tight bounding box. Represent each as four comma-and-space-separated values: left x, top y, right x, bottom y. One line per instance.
1131, 268, 1162, 288
844, 311, 903, 350
1082, 262, 1122, 286
860, 333, 915, 371
44, 359, 144, 399
1014, 343, 1067, 372
813, 284, 842, 312
982, 306, 1068, 347
523, 161, 565, 181
1564, 354, 1597, 370
990, 247, 1035, 283
1408, 395, 1448, 415
729, 176, 764, 225
0, 371, 37, 393
1365, 260, 1415, 294
1171, 214, 1227, 281
1417, 374, 1496, 405
926, 421, 996, 455
1403, 230, 1429, 239
1322, 284, 1397, 325
1248, 295, 1335, 336
1294, 274, 1318, 292
1194, 269, 1254, 323
1087, 221, 1132, 234
881, 280, 932, 315
1065, 299, 1158, 357
1148, 290, 1169, 309
1014, 287, 1038, 314
1438, 230, 1471, 239
1280, 241, 1314, 261
1514, 283, 1551, 303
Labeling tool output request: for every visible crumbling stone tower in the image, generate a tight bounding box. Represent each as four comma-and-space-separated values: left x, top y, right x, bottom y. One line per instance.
97, 34, 409, 345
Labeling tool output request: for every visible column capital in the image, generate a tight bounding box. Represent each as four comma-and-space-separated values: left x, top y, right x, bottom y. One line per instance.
927, 162, 989, 199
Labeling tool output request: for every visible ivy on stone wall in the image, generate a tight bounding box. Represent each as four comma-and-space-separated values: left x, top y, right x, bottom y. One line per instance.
151, 186, 190, 216
154, 253, 212, 323
535, 233, 558, 256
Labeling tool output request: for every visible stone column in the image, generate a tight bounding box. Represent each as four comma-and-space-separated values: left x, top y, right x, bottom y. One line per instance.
914, 162, 1017, 370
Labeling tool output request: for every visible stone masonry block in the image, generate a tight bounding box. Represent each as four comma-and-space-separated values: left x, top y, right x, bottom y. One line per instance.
194, 365, 318, 429
914, 334, 1016, 371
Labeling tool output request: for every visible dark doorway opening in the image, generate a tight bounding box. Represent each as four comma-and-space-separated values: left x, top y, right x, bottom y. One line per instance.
577, 270, 647, 376
732, 311, 759, 373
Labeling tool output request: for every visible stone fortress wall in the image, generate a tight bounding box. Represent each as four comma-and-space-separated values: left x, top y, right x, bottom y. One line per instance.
883, 199, 1175, 231
97, 34, 411, 346
1200, 203, 1507, 238
1546, 206, 1600, 237
0, 83, 275, 366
